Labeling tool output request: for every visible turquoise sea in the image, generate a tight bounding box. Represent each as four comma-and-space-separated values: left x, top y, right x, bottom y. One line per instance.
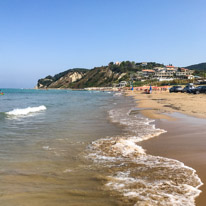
0, 89, 202, 206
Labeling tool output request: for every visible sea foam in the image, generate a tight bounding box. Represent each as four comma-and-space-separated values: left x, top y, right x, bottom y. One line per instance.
87, 104, 203, 205
6, 105, 47, 116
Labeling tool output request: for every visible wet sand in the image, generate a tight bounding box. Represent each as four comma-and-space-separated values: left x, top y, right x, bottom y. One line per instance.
127, 90, 206, 205
139, 113, 206, 205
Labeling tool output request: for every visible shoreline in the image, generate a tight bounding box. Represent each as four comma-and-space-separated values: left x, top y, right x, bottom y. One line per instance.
35, 87, 120, 92
127, 90, 206, 205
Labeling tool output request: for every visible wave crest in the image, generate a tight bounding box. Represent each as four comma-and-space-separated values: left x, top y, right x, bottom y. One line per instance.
6, 105, 47, 116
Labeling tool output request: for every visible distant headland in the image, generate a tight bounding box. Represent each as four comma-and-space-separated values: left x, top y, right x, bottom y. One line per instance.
36, 61, 206, 89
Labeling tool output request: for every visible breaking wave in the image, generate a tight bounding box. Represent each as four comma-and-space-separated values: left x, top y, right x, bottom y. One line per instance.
87, 106, 203, 205
6, 105, 47, 116
113, 92, 122, 96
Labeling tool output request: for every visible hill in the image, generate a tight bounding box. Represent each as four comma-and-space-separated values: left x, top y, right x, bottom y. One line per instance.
36, 61, 165, 89
37, 68, 88, 89
185, 62, 206, 71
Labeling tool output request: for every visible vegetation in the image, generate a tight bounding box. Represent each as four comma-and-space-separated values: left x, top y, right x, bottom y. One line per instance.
108, 61, 164, 73
193, 70, 206, 78
186, 62, 206, 71
185, 63, 206, 78
69, 62, 165, 88
53, 68, 88, 81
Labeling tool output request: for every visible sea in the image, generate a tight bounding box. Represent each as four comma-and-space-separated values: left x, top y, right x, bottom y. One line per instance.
0, 88, 202, 206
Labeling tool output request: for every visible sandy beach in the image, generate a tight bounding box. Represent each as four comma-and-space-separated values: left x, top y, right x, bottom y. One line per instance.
128, 90, 206, 120
127, 90, 206, 206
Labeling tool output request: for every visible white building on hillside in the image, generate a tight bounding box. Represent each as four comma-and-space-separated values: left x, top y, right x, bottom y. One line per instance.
119, 81, 127, 87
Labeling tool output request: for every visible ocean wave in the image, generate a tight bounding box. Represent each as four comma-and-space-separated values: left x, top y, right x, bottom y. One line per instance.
6, 105, 47, 116
113, 92, 122, 96
106, 159, 202, 206
108, 108, 167, 142
87, 106, 202, 205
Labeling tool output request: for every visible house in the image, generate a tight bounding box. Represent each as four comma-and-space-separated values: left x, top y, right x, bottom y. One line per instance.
166, 65, 178, 71
166, 68, 176, 73
176, 68, 194, 78
166, 65, 175, 68
154, 71, 174, 78
153, 67, 165, 72
166, 65, 178, 69
119, 81, 127, 87
142, 69, 155, 78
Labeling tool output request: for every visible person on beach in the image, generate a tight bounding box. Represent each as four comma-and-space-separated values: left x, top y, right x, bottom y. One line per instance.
149, 85, 152, 94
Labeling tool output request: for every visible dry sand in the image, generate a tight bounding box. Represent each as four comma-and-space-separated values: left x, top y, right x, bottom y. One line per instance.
128, 90, 206, 119
127, 90, 206, 206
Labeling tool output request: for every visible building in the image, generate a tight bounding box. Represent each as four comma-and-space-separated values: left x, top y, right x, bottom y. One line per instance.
166, 65, 175, 68
176, 68, 194, 78
166, 65, 178, 69
166, 68, 176, 73
142, 69, 155, 78
119, 81, 127, 87
154, 71, 174, 78
153, 67, 165, 72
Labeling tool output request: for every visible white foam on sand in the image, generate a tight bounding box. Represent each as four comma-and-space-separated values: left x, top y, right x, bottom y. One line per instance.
63, 169, 72, 173
87, 105, 203, 205
6, 105, 47, 116
111, 138, 145, 157
106, 157, 203, 206
42, 146, 51, 150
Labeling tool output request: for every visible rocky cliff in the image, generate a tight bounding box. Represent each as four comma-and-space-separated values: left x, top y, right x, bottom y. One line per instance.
37, 68, 88, 89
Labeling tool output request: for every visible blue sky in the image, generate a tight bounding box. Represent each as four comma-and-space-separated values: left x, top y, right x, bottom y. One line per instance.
0, 0, 206, 88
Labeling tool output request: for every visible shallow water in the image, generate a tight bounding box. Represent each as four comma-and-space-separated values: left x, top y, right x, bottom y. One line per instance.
0, 89, 125, 206
0, 89, 202, 206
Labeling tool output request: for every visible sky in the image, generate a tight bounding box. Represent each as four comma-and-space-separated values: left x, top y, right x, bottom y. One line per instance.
0, 0, 206, 88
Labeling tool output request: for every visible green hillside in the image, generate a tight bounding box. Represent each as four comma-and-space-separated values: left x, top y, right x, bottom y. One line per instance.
36, 61, 165, 89
186, 63, 206, 71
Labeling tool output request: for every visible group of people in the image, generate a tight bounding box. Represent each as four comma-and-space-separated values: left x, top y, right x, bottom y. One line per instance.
134, 86, 168, 92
